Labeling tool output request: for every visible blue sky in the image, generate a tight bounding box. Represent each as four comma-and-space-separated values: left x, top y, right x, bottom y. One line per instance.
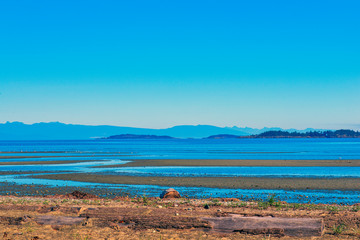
0, 0, 359, 129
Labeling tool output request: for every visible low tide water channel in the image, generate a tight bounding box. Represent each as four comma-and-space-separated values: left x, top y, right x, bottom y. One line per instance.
0, 139, 359, 204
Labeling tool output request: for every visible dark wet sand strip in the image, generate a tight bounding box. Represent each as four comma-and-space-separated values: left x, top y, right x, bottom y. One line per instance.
0, 151, 68, 154
0, 156, 70, 159
0, 171, 53, 175
0, 154, 132, 160
95, 159, 360, 168
0, 160, 98, 165
32, 173, 360, 190
0, 151, 134, 154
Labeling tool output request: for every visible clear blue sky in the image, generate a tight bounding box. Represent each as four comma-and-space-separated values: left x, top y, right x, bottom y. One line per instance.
0, 0, 359, 129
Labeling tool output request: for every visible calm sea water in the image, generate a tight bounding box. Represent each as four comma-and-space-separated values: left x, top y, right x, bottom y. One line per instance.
1, 138, 360, 158
0, 139, 359, 204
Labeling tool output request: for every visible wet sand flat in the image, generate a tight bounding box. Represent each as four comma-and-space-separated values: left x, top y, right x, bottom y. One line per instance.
0, 151, 68, 154
0, 160, 97, 165
0, 156, 69, 159
32, 173, 360, 190
0, 171, 53, 175
0, 154, 129, 160
95, 159, 360, 168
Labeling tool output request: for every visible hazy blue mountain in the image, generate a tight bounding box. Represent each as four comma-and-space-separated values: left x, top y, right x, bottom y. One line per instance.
204, 134, 241, 139
0, 122, 331, 140
0, 122, 248, 140
104, 134, 175, 139
154, 125, 248, 138
228, 126, 328, 135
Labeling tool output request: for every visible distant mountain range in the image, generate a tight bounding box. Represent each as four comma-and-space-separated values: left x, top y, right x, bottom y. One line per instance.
246, 129, 360, 138
204, 134, 241, 139
0, 121, 332, 140
104, 134, 175, 140
227, 126, 329, 135
207, 129, 360, 139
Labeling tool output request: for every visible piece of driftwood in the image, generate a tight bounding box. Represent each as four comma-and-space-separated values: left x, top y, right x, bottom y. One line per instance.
203, 215, 324, 237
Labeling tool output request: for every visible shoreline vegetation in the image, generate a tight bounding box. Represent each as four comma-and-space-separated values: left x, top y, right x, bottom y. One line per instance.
31, 173, 360, 190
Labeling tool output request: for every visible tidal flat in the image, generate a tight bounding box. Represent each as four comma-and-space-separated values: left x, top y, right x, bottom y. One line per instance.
1, 139, 360, 205
31, 173, 360, 190
0, 160, 96, 165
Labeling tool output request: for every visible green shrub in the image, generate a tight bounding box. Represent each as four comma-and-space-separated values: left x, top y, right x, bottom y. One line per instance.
332, 223, 346, 235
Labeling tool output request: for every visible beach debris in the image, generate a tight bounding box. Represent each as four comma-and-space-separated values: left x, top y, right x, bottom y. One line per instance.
160, 188, 181, 199
203, 215, 324, 237
221, 198, 240, 202
0, 216, 28, 225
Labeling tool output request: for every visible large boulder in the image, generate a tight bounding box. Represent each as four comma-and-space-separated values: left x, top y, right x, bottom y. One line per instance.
160, 188, 181, 199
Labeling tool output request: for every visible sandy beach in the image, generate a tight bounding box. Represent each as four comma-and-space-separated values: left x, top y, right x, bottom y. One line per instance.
0, 192, 359, 239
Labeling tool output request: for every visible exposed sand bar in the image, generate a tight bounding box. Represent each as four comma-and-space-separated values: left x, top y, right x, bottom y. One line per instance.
0, 171, 53, 175
0, 151, 68, 154
0, 160, 98, 165
95, 159, 360, 168
0, 156, 69, 159
0, 151, 133, 154
0, 154, 131, 160
32, 173, 360, 190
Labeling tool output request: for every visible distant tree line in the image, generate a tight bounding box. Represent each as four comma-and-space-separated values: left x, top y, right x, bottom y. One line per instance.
248, 129, 360, 138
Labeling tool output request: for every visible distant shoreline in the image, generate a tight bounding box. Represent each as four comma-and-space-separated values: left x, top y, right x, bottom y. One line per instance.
103, 130, 360, 140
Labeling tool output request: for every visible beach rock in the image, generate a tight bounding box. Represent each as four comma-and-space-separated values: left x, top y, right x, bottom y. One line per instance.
160, 188, 181, 199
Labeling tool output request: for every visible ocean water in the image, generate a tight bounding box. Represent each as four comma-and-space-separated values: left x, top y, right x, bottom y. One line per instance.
0, 139, 359, 204
1, 138, 360, 160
